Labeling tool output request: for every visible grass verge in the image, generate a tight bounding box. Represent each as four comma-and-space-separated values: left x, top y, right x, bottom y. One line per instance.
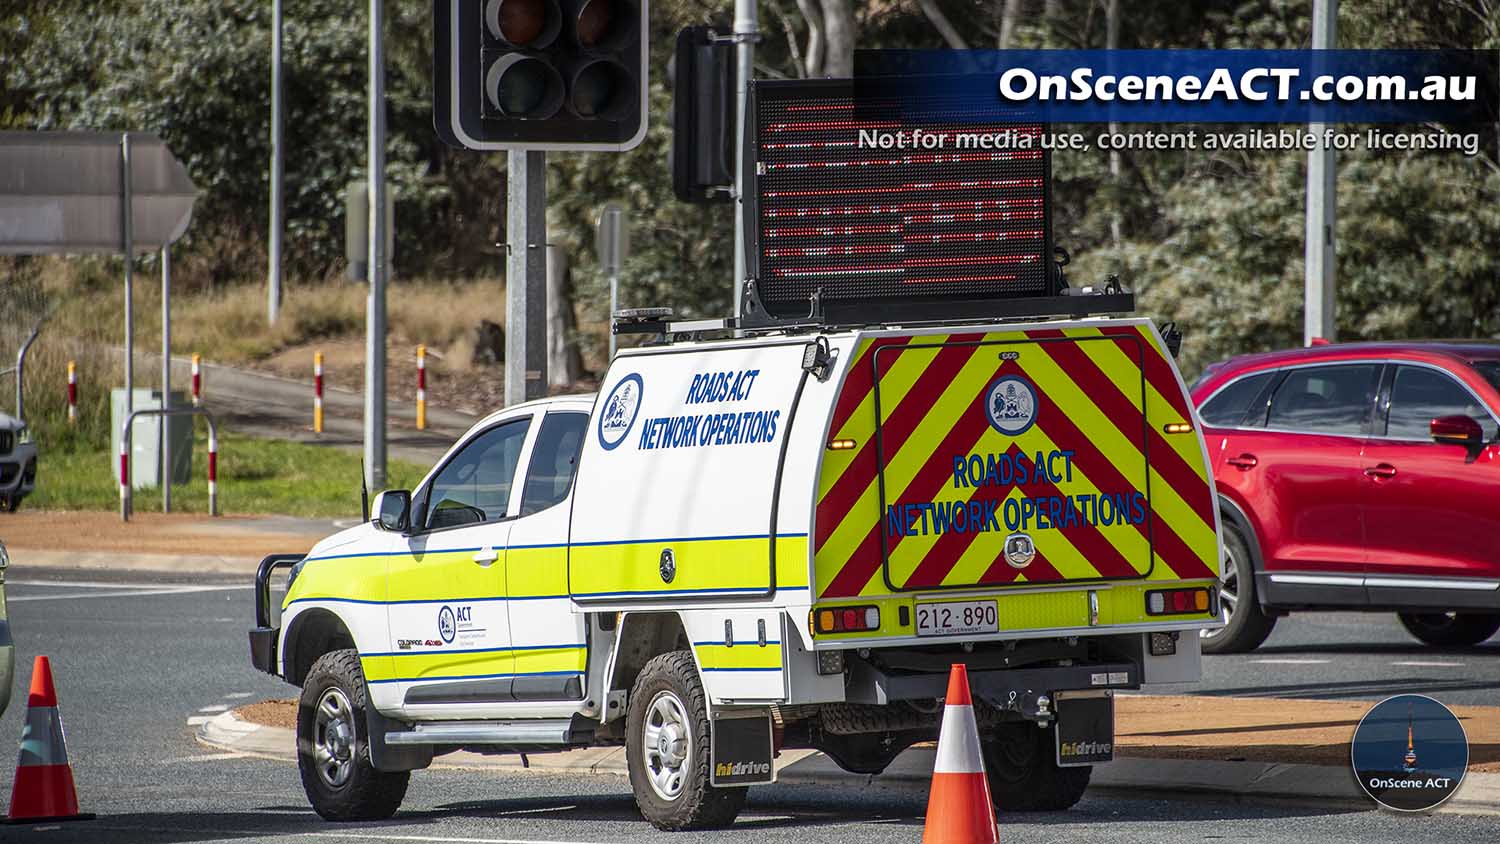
28, 430, 429, 518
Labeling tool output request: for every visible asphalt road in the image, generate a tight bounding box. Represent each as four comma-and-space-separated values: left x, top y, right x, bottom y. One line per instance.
1, 569, 1497, 843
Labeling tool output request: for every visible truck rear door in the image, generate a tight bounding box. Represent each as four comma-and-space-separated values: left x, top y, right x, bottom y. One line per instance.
815, 323, 1219, 598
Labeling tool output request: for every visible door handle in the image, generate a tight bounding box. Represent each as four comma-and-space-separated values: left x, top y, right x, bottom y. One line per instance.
1225, 453, 1258, 470
1364, 463, 1397, 480
473, 547, 498, 566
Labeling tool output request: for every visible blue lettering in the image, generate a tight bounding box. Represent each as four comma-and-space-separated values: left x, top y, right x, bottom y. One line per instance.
1004, 498, 1020, 530
932, 502, 954, 534
985, 500, 1001, 531
1131, 491, 1147, 525
886, 505, 903, 537
1099, 494, 1116, 526
953, 456, 970, 488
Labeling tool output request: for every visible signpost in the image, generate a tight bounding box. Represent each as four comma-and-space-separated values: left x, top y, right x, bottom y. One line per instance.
0, 131, 198, 517
595, 202, 629, 359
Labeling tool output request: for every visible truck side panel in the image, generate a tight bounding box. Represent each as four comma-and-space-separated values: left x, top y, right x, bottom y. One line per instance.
568, 340, 821, 606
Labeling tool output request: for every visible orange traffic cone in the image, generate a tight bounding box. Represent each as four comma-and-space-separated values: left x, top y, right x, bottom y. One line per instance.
922, 663, 997, 844
6, 656, 92, 823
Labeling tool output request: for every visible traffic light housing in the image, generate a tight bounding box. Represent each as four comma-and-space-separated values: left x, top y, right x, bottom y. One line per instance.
670, 26, 734, 203
433, 0, 648, 151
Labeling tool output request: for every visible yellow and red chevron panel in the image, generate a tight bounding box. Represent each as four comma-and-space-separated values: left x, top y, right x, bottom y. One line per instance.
814, 322, 1217, 600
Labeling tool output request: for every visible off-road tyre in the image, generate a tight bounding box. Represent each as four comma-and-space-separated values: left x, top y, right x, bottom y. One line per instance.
626, 650, 748, 830
1201, 518, 1277, 654
297, 649, 410, 821
1398, 612, 1500, 647
982, 722, 1091, 812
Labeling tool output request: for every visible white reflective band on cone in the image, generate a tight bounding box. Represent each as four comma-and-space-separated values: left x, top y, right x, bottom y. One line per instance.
933, 704, 984, 774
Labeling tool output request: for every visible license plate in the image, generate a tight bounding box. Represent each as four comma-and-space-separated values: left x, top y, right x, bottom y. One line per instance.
915, 600, 998, 637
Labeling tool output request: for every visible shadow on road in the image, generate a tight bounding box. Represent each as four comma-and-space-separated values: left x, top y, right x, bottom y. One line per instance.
0, 786, 1368, 843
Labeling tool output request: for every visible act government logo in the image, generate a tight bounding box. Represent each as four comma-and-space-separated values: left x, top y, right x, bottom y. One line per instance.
985, 375, 1038, 436
598, 373, 644, 451
1351, 693, 1468, 812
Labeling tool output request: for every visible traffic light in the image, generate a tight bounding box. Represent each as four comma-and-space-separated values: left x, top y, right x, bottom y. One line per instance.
670, 26, 734, 203
433, 0, 648, 151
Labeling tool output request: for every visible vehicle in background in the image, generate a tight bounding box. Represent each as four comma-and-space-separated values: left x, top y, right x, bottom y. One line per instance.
1192, 341, 1500, 653
0, 412, 37, 512
0, 540, 13, 716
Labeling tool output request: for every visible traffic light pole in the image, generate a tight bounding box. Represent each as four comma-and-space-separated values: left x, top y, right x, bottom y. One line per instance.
506, 150, 548, 406
1304, 0, 1337, 345
364, 0, 388, 490
268, 0, 284, 325
730, 0, 758, 323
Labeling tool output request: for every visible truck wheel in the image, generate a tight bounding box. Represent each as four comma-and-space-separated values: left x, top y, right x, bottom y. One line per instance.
626, 651, 747, 830
297, 649, 409, 821
1200, 519, 1277, 654
1398, 612, 1500, 647
981, 723, 1090, 812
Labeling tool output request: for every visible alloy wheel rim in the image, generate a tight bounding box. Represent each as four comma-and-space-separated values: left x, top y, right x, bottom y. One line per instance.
313, 687, 356, 789
642, 690, 691, 801
1204, 541, 1240, 638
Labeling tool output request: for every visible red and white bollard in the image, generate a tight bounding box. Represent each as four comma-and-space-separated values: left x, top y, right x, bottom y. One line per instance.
66, 360, 77, 424
207, 427, 218, 516
313, 351, 324, 434
416, 345, 427, 431
118, 438, 131, 521
191, 354, 202, 407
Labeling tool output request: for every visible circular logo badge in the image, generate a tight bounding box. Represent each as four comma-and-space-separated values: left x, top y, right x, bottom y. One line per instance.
598, 373, 644, 451
437, 605, 456, 644
1351, 694, 1468, 812
985, 376, 1038, 436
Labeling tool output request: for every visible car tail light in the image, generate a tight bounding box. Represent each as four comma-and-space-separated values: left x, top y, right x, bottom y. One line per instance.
812, 605, 880, 634
1146, 588, 1211, 616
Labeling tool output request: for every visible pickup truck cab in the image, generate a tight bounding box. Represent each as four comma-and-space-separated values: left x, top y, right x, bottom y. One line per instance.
251, 318, 1221, 829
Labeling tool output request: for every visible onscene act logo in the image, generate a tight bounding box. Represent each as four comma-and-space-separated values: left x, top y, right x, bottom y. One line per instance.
1351, 694, 1468, 812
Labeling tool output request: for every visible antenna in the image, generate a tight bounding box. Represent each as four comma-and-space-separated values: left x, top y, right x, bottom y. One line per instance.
360, 468, 370, 522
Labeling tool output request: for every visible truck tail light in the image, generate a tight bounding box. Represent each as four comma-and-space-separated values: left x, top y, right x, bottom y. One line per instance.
812, 605, 880, 634
1146, 587, 1211, 616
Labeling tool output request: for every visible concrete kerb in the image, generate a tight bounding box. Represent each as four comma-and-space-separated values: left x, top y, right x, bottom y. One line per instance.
197, 710, 1500, 815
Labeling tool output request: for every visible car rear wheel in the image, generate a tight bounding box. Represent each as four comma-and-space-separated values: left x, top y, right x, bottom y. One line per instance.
1398, 612, 1500, 647
1200, 519, 1277, 654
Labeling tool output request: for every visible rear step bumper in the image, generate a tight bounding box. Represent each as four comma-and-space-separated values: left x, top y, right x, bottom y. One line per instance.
846, 659, 1137, 708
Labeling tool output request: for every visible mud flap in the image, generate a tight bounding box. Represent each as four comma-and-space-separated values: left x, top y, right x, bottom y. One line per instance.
710, 711, 775, 786
366, 707, 433, 773
1054, 692, 1114, 767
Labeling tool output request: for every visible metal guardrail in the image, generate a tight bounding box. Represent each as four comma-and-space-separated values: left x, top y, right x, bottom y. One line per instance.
119, 406, 219, 521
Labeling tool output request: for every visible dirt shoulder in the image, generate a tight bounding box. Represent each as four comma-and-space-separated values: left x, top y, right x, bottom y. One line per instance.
235, 693, 1500, 774
1, 509, 327, 562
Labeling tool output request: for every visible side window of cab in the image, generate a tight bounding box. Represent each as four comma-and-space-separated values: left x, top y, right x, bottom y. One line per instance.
519, 412, 589, 516
414, 418, 530, 531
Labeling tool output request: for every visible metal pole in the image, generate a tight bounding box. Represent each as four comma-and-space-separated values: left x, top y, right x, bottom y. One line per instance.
161, 245, 172, 513
1304, 0, 1337, 345
13, 321, 39, 421
121, 133, 134, 520
608, 270, 618, 359
505, 150, 547, 406
268, 0, 284, 325
730, 0, 758, 324
364, 0, 388, 489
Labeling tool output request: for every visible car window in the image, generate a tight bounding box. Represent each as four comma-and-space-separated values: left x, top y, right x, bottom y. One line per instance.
1387, 366, 1498, 441
1266, 364, 1379, 436
519, 412, 588, 516
420, 419, 530, 530
1198, 371, 1276, 427
1473, 361, 1500, 393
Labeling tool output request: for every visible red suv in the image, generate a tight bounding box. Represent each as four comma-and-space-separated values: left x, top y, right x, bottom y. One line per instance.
1191, 341, 1500, 654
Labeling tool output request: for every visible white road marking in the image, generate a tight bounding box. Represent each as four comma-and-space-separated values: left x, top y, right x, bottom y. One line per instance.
1248, 658, 1331, 665
8, 584, 241, 602
160, 752, 246, 763
1391, 660, 1465, 667
186, 716, 213, 726
198, 704, 230, 713
223, 692, 254, 699
95, 827, 613, 844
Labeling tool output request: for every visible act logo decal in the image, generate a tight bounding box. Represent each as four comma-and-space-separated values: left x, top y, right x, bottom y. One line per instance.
437, 605, 457, 644
985, 375, 1038, 436
1351, 694, 1468, 812
598, 373, 644, 451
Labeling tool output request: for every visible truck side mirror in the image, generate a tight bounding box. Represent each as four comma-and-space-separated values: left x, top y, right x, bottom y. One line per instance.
373, 489, 411, 532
